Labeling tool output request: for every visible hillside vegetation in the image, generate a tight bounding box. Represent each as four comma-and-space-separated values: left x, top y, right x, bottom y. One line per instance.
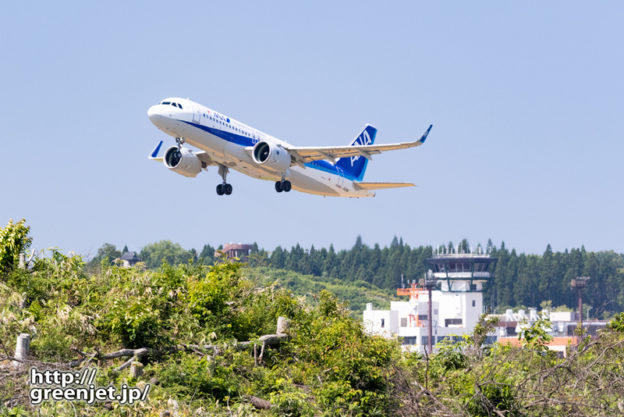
93, 236, 624, 318
2, 220, 624, 416
263, 239, 624, 318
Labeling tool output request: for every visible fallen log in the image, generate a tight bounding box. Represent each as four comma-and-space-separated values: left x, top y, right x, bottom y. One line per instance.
245, 394, 272, 409
66, 317, 291, 369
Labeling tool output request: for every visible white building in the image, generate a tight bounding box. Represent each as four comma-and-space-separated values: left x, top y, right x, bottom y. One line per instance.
363, 249, 497, 353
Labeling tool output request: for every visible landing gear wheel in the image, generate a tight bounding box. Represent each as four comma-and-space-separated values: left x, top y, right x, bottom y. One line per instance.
275, 181, 283, 193
282, 180, 292, 192
216, 165, 232, 196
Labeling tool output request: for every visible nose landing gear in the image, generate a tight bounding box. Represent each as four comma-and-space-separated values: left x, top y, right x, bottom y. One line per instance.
216, 165, 233, 196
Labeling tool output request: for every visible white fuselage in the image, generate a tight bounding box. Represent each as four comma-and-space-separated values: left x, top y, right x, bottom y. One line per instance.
147, 97, 374, 197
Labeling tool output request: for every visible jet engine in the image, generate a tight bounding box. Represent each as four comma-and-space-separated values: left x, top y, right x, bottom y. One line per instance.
252, 141, 291, 172
163, 146, 202, 178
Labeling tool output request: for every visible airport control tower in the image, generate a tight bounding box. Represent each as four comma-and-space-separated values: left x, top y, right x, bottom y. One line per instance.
363, 245, 497, 352
425, 246, 497, 331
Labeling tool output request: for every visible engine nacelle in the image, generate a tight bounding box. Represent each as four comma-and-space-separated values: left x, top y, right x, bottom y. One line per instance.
163, 146, 202, 178
252, 141, 291, 172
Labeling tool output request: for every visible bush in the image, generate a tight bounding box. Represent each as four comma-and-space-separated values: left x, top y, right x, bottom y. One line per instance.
0, 219, 31, 276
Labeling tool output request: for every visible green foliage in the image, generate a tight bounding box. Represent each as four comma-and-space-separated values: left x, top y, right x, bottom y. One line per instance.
431, 337, 469, 372
466, 382, 517, 417
4, 227, 624, 416
106, 295, 165, 348
518, 316, 553, 353
150, 352, 245, 402
289, 290, 399, 416
87, 243, 121, 268
188, 262, 241, 326
30, 325, 74, 362
471, 314, 499, 349
84, 236, 624, 319
0, 219, 31, 276
260, 238, 624, 319
0, 281, 35, 346
607, 312, 624, 332
139, 240, 194, 269
244, 266, 393, 317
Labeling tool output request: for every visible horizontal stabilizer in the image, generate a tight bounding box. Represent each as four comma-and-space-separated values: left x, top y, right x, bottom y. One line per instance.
354, 182, 415, 190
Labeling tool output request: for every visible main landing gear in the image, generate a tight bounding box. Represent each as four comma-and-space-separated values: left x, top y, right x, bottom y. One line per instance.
275, 180, 292, 193
216, 165, 233, 196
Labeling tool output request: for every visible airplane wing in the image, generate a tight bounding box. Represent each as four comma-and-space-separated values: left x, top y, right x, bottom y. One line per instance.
354, 182, 415, 190
286, 124, 432, 164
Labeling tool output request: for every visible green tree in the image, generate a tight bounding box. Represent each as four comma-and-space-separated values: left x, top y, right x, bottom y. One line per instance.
88, 243, 121, 268
139, 240, 193, 268
198, 243, 216, 265
0, 219, 32, 276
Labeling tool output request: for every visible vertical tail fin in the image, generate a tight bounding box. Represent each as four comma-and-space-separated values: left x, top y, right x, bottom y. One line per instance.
334, 124, 377, 181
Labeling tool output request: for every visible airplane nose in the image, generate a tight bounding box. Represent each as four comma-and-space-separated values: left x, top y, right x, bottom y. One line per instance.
147, 105, 158, 121
148, 105, 167, 126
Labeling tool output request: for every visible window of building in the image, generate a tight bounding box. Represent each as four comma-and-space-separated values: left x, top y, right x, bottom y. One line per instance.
402, 337, 417, 345
418, 314, 428, 321
400, 317, 408, 327
472, 300, 476, 307
445, 318, 463, 327
380, 318, 385, 328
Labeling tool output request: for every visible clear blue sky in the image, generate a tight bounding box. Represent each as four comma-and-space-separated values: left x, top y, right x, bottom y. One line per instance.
1, 1, 623, 257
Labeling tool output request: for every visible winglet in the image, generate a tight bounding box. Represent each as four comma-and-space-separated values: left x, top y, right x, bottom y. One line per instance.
149, 140, 164, 160
419, 124, 433, 144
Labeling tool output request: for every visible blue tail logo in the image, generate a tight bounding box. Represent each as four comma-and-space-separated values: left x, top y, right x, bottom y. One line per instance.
335, 124, 377, 181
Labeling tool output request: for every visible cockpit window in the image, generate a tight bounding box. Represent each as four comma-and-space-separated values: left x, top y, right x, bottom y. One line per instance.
159, 101, 183, 110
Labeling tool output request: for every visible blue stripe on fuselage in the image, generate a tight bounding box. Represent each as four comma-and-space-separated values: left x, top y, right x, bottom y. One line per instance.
179, 120, 359, 181
180, 120, 255, 147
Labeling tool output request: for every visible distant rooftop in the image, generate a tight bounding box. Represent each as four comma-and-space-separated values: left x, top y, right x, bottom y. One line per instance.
120, 251, 140, 262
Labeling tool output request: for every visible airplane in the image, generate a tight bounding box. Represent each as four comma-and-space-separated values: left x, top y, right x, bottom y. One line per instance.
147, 97, 432, 198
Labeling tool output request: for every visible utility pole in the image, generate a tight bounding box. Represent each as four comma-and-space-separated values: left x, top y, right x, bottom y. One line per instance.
571, 276, 590, 330
422, 270, 437, 355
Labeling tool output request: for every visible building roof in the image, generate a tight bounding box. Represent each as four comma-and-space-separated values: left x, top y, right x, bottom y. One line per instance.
120, 251, 140, 262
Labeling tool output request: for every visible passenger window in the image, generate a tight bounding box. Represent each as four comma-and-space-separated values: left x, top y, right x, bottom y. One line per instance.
162, 101, 170, 105
178, 104, 183, 109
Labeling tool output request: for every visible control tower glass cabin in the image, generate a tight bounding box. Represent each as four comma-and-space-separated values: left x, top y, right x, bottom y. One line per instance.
425, 252, 497, 293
